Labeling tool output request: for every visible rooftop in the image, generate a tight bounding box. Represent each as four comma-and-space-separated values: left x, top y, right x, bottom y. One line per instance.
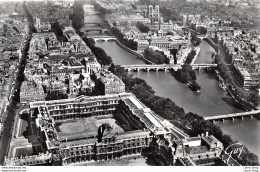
185, 146, 209, 155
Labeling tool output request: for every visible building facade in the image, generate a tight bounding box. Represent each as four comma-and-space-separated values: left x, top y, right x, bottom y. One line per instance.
137, 40, 149, 53
96, 70, 126, 95
20, 81, 46, 104
144, 5, 160, 23
23, 93, 170, 166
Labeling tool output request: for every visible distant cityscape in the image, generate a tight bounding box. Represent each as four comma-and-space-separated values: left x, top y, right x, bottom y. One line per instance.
0, 0, 259, 167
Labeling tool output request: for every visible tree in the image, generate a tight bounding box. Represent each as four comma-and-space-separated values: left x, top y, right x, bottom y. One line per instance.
82, 37, 112, 66
51, 21, 63, 37
71, 1, 84, 32
185, 50, 197, 64
110, 27, 138, 50
46, 93, 68, 100
249, 92, 260, 107
144, 48, 169, 64
131, 4, 137, 10
172, 63, 198, 84
72, 16, 83, 32
93, 0, 112, 15
22, 2, 37, 33
198, 26, 207, 35
136, 22, 150, 33
240, 152, 259, 166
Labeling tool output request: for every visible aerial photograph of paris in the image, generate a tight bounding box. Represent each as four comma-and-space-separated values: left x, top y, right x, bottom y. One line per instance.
0, 0, 259, 169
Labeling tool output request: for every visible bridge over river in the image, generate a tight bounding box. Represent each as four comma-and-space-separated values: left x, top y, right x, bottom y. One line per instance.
80, 22, 107, 34
204, 109, 260, 122
121, 63, 217, 72
88, 36, 117, 42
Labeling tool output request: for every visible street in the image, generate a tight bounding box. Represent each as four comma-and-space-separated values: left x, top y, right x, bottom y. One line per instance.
0, 34, 30, 165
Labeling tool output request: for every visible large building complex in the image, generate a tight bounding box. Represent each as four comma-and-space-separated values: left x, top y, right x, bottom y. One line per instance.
5, 93, 171, 166
4, 91, 225, 166
172, 133, 224, 166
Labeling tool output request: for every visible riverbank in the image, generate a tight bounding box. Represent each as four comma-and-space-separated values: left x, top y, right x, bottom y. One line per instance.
170, 48, 202, 92
93, 36, 260, 164
115, 30, 200, 91
84, 6, 259, 165
110, 64, 258, 166
115, 39, 155, 64
210, 38, 259, 110
190, 46, 200, 65
89, 41, 259, 165
204, 38, 219, 53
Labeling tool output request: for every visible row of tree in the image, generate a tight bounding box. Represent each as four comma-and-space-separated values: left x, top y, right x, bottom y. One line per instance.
93, 0, 113, 15
184, 50, 197, 64
214, 41, 260, 107
110, 27, 137, 50
196, 26, 208, 35
191, 35, 202, 46
109, 64, 258, 166
70, 0, 84, 33
45, 93, 68, 100
136, 22, 150, 33
173, 64, 196, 83
84, 34, 259, 165
189, 23, 207, 35
50, 21, 63, 38
143, 48, 169, 64
82, 37, 112, 66
22, 2, 37, 33
171, 50, 198, 84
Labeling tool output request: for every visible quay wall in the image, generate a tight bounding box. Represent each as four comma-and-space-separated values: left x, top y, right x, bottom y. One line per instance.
115, 39, 155, 64
190, 46, 201, 65
203, 38, 218, 53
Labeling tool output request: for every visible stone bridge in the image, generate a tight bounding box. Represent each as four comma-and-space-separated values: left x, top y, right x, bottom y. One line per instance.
191, 63, 217, 70
121, 63, 217, 72
84, 4, 94, 8
203, 109, 260, 122
121, 64, 180, 72
81, 27, 107, 34
84, 23, 101, 27
89, 36, 117, 42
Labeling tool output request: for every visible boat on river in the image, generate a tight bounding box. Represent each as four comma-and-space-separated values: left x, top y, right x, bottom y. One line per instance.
187, 81, 201, 92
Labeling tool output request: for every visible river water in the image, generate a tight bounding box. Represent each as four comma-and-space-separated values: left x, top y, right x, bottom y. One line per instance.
84, 6, 260, 157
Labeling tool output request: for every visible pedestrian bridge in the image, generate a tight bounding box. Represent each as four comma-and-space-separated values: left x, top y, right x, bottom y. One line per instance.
121, 63, 217, 72
89, 36, 117, 42
203, 109, 260, 121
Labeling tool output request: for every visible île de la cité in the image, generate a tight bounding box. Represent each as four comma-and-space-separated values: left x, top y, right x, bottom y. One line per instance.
0, 0, 259, 167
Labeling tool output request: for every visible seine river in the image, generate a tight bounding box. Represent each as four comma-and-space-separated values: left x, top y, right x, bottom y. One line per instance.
84, 6, 260, 157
